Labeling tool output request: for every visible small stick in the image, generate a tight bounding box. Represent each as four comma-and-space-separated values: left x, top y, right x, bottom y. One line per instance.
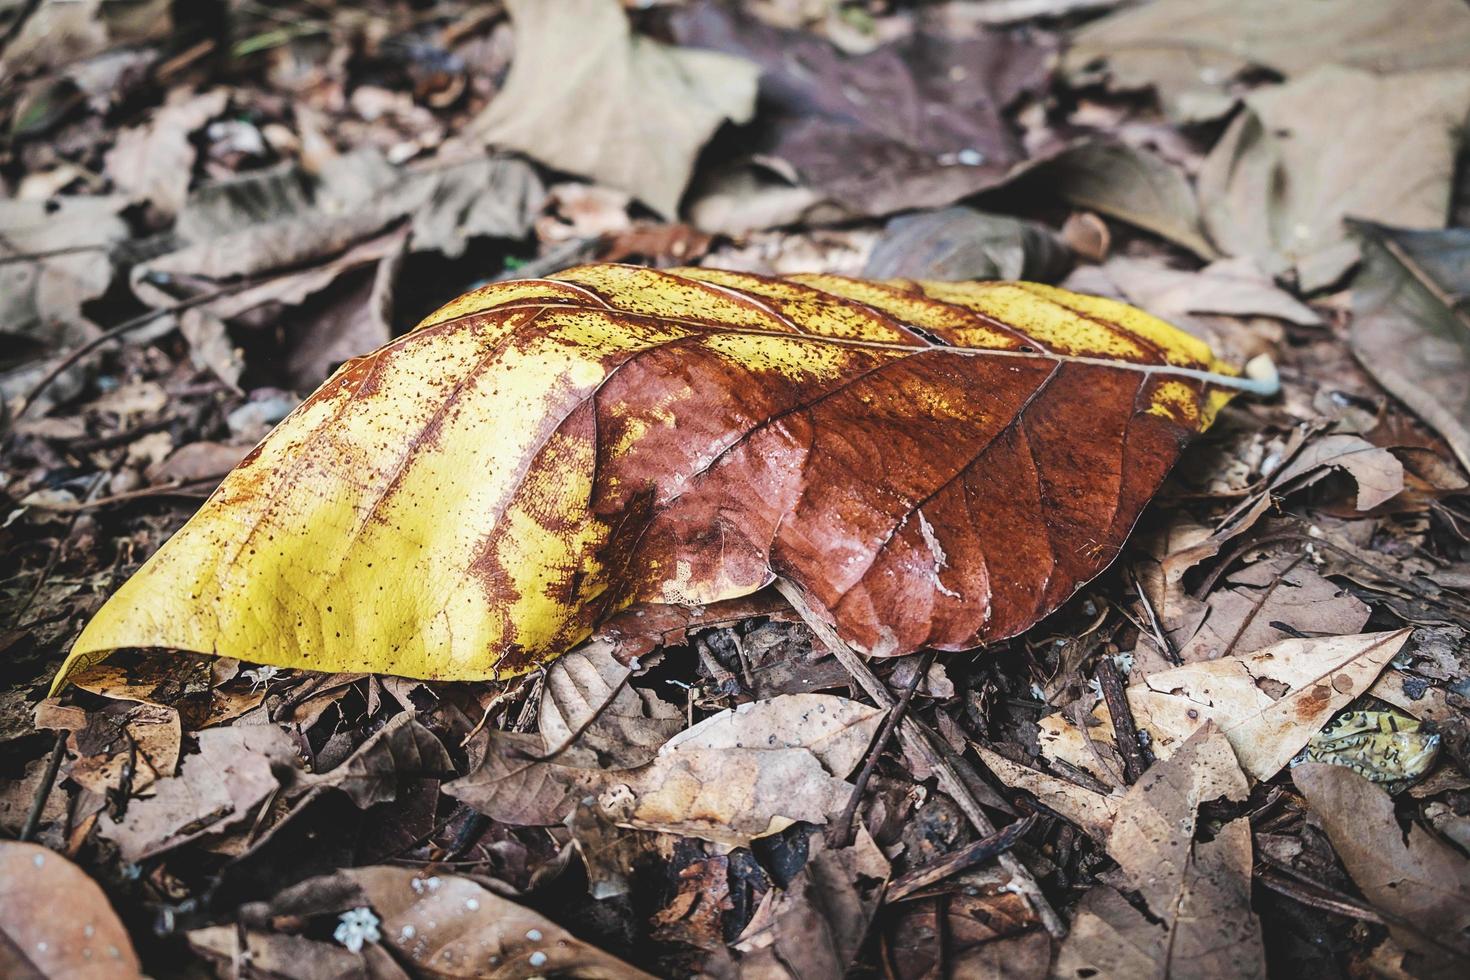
886, 813, 1038, 902
1094, 654, 1147, 783
830, 649, 934, 848
19, 730, 67, 842
776, 579, 1066, 939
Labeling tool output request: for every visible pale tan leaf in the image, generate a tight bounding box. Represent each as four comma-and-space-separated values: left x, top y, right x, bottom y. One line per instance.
538, 639, 683, 769
0, 842, 142, 979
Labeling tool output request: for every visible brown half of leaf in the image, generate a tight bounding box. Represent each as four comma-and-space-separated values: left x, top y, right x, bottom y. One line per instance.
55, 264, 1266, 688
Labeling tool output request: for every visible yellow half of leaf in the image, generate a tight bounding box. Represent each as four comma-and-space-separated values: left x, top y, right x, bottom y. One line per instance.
55, 265, 1250, 691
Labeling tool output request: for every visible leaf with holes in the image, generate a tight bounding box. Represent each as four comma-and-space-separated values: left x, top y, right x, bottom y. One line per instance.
53, 264, 1272, 688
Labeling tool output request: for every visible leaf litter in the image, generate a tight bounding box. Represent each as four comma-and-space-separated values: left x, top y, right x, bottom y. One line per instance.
2, 1, 1470, 977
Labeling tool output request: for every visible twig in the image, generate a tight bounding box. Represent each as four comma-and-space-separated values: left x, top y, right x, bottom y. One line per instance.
830, 649, 934, 848
19, 730, 67, 842
0, 243, 113, 265
12, 284, 247, 421
886, 814, 1038, 902
776, 578, 1066, 939
1218, 553, 1306, 660
1094, 654, 1147, 783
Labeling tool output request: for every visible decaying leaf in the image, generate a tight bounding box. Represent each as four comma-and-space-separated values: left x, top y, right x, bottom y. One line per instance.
1349, 221, 1470, 474
0, 842, 142, 979
56, 265, 1264, 687
538, 639, 684, 769
472, 0, 758, 218
1268, 433, 1406, 511
103, 88, 228, 216
1295, 763, 1470, 977
863, 207, 1071, 283
449, 693, 884, 846
1197, 65, 1470, 290
1054, 723, 1264, 979
1042, 630, 1409, 783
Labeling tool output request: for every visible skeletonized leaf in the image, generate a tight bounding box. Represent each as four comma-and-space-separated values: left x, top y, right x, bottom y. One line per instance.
56, 264, 1261, 688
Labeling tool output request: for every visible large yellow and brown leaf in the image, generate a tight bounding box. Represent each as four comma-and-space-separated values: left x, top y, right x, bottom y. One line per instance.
55, 264, 1261, 689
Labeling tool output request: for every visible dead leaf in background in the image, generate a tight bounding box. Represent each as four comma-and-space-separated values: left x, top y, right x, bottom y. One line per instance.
1064, 0, 1470, 120
974, 743, 1121, 839
538, 639, 684, 769
1045, 630, 1408, 784
104, 89, 228, 216
1295, 763, 1470, 978
863, 207, 1071, 283
1177, 556, 1371, 662
0, 0, 171, 78
673, 1, 1052, 227
1349, 221, 1470, 474
473, 0, 758, 218
1269, 432, 1406, 510
1094, 256, 1321, 328
0, 842, 142, 979
1198, 66, 1470, 291
1053, 723, 1264, 979
1007, 140, 1217, 258
731, 829, 889, 978
57, 266, 1256, 686
298, 713, 451, 807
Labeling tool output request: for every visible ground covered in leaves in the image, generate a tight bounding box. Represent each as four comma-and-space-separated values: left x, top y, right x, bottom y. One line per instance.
3, 1, 1470, 978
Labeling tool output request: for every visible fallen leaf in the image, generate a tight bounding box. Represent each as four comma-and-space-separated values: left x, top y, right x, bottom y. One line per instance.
1064, 0, 1470, 121
300, 713, 451, 808
1198, 66, 1470, 290
732, 829, 889, 977
449, 693, 883, 845
1269, 433, 1406, 511
538, 639, 684, 769
57, 265, 1257, 686
1177, 556, 1371, 662
1294, 762, 1470, 977
472, 0, 758, 218
863, 207, 1071, 283
1053, 722, 1265, 979
1044, 630, 1408, 783
103, 88, 228, 216
1007, 140, 1218, 259
974, 743, 1121, 840
97, 723, 299, 862
0, 842, 142, 979
673, 2, 1051, 226
1097, 256, 1321, 328
1349, 221, 1470, 474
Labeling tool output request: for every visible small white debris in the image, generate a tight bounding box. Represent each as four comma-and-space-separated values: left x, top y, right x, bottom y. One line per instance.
1029, 683, 1046, 701
626, 657, 641, 672
412, 875, 442, 895
36, 942, 48, 954
333, 908, 381, 953
529, 951, 549, 967
400, 925, 416, 941
465, 898, 480, 911
956, 148, 985, 166
525, 929, 543, 942
32, 854, 43, 867
242, 665, 280, 690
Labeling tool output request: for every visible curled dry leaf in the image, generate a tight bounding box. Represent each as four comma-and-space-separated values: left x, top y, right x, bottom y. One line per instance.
538, 639, 683, 769
1269, 432, 1406, 511
473, 0, 758, 219
0, 842, 142, 979
1044, 629, 1408, 784
56, 264, 1261, 688
1294, 763, 1470, 977
1054, 723, 1265, 980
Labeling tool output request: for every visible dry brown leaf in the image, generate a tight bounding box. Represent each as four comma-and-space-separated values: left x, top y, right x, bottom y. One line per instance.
974, 743, 1121, 840
449, 693, 883, 846
1198, 66, 1470, 291
104, 89, 228, 216
1064, 0, 1470, 121
538, 639, 684, 769
1177, 556, 1371, 663
1294, 763, 1470, 977
473, 0, 758, 219
0, 842, 142, 979
731, 828, 889, 978
1041, 630, 1408, 784
1053, 722, 1264, 979
1269, 433, 1406, 510
863, 207, 1071, 283
1349, 222, 1470, 474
